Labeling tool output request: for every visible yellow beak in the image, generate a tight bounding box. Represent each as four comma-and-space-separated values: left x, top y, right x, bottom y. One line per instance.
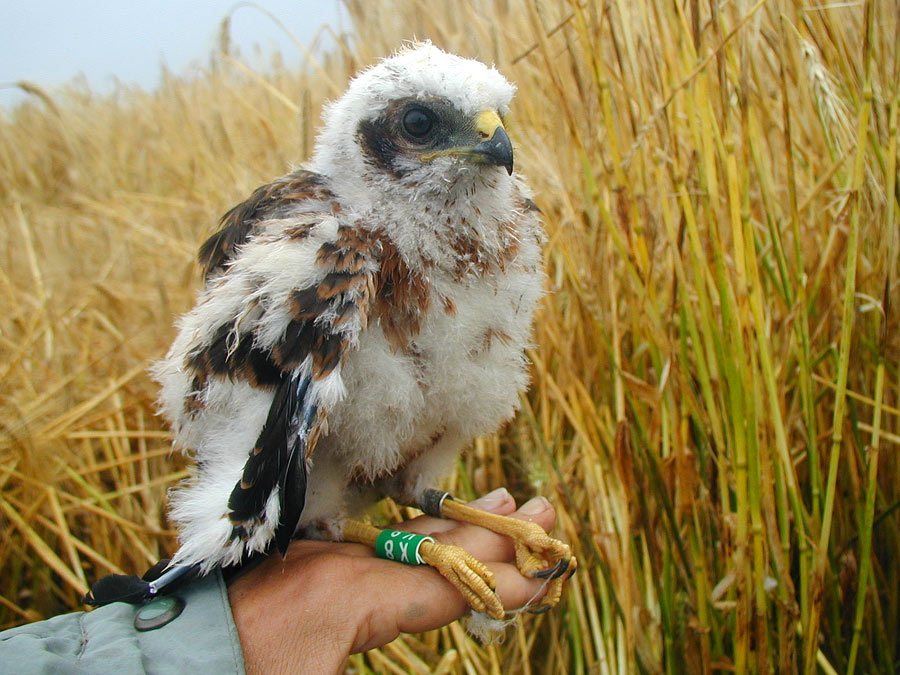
475, 110, 505, 139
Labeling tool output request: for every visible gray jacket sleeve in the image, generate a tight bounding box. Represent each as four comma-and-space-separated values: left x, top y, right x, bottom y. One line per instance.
0, 571, 244, 675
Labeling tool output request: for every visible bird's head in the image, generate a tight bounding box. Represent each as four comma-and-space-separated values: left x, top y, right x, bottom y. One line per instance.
310, 43, 518, 204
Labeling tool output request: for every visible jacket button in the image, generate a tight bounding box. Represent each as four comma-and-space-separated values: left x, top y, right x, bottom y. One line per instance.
134, 596, 185, 631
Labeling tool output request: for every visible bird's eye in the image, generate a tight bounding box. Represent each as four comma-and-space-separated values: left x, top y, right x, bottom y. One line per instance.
402, 108, 434, 139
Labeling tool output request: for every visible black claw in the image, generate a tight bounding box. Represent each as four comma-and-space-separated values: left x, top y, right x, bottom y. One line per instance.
534, 558, 570, 580
527, 603, 553, 615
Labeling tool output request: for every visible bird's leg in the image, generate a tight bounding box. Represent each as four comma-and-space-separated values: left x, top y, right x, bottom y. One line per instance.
341, 519, 505, 619
419, 490, 577, 614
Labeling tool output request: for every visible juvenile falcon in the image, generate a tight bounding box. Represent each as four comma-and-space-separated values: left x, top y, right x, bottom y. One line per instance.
153, 43, 574, 619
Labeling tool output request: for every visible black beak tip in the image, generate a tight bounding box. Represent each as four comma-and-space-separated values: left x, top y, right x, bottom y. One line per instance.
473, 126, 514, 175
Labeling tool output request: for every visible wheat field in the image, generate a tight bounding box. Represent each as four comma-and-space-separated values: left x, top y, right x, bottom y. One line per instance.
1, 1, 898, 672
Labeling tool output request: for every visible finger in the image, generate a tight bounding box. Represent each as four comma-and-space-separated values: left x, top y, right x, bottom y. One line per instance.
508, 496, 555, 525
428, 496, 558, 563
356, 560, 548, 650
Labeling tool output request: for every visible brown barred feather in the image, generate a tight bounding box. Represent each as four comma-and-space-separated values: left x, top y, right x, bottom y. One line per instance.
270, 320, 322, 370
198, 170, 334, 279
372, 233, 431, 351
184, 323, 282, 389
289, 286, 331, 320
312, 333, 347, 378
317, 272, 357, 299
187, 219, 380, 392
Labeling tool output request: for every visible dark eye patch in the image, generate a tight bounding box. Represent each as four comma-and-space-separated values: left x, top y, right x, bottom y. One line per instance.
356, 97, 475, 177
357, 117, 403, 176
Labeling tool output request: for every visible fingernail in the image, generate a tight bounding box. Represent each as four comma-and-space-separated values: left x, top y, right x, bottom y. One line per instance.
470, 487, 510, 509
519, 496, 550, 515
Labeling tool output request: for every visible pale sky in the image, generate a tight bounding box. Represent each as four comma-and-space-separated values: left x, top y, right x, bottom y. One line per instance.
1, 1, 346, 107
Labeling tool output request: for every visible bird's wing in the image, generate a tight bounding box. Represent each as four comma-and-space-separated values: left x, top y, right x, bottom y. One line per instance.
180, 171, 377, 557
198, 169, 337, 280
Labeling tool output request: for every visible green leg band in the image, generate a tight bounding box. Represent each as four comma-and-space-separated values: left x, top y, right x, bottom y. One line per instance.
375, 529, 434, 565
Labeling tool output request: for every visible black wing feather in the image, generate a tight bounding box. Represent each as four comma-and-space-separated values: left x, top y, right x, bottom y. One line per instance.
274, 381, 317, 554
227, 372, 311, 548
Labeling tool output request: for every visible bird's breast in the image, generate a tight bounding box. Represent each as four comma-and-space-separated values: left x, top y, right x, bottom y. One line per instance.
322, 266, 541, 485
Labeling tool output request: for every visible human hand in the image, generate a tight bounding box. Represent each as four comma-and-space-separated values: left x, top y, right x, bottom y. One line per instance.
227, 488, 557, 674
